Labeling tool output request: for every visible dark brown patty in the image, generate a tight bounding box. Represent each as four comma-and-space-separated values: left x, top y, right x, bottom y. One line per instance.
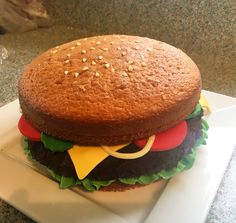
28, 115, 202, 181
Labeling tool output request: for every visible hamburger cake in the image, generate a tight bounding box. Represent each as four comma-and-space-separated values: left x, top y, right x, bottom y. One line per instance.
18, 35, 209, 191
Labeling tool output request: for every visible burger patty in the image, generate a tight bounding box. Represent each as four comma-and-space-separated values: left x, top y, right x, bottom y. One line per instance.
27, 114, 202, 181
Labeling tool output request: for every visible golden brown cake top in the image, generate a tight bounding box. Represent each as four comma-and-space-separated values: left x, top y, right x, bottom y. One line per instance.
19, 35, 201, 126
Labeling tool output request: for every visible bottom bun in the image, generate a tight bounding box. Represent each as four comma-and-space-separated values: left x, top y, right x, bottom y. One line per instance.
99, 182, 145, 192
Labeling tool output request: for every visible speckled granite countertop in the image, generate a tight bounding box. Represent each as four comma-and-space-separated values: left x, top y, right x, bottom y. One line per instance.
0, 0, 235, 222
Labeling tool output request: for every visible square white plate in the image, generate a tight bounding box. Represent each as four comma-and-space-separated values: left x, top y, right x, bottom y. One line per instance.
0, 90, 236, 223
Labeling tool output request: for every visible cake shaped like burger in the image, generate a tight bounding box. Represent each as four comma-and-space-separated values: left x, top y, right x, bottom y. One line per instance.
18, 35, 208, 191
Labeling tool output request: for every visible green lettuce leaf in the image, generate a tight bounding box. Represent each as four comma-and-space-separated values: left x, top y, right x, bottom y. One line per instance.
23, 138, 32, 158
186, 103, 202, 119
41, 133, 73, 152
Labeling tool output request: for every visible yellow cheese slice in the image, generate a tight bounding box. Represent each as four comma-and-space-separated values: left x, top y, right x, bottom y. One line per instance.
68, 144, 127, 180
200, 94, 211, 115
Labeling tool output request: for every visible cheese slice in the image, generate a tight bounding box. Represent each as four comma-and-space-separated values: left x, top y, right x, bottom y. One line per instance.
200, 94, 211, 115
68, 144, 127, 180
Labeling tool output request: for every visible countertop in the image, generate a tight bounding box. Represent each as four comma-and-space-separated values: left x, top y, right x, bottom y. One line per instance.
0, 0, 235, 222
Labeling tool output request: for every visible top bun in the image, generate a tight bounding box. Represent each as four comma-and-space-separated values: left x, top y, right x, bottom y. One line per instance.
19, 35, 201, 145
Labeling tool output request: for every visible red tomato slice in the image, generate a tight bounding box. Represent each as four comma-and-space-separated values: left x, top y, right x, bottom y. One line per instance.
135, 121, 188, 151
18, 115, 41, 141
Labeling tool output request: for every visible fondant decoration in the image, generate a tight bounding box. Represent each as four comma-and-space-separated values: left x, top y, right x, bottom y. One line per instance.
187, 103, 202, 119
135, 121, 187, 151
41, 133, 73, 152
68, 144, 128, 180
199, 94, 211, 115
101, 135, 155, 159
18, 115, 40, 141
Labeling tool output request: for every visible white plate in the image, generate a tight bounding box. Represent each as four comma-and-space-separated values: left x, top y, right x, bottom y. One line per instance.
0, 90, 236, 223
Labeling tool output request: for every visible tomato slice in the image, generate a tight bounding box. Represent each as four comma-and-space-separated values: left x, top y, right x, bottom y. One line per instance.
18, 115, 41, 141
135, 121, 188, 151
